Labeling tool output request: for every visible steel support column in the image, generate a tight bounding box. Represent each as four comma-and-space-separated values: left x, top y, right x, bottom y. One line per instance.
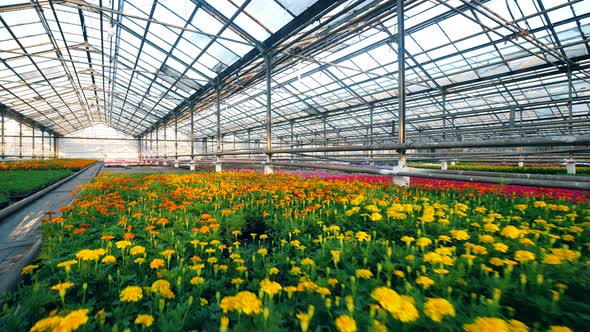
156, 127, 159, 160
216, 85, 223, 173
190, 102, 195, 159
323, 115, 327, 159
264, 52, 273, 174
247, 129, 251, 160
163, 122, 167, 161
150, 131, 153, 159
19, 120, 22, 159
290, 120, 294, 160
1, 111, 5, 160
32, 127, 35, 158
174, 113, 179, 167
395, 0, 409, 186
369, 104, 374, 164
41, 130, 45, 159
567, 66, 573, 135
53, 134, 58, 158
442, 92, 447, 142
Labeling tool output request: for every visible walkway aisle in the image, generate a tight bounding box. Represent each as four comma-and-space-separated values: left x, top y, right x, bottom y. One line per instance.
0, 163, 102, 292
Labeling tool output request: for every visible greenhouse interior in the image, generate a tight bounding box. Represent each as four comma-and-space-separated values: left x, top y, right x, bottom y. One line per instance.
0, 0, 589, 331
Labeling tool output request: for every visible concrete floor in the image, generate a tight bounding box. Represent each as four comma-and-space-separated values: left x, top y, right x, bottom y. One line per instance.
100, 166, 189, 174
0, 163, 102, 293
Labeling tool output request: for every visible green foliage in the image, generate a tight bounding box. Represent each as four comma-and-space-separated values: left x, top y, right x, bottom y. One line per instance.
0, 169, 72, 205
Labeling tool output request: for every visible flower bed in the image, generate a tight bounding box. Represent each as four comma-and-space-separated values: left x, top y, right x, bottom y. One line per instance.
411, 164, 590, 175
0, 159, 96, 172
0, 170, 74, 207
2, 172, 588, 331
283, 170, 590, 203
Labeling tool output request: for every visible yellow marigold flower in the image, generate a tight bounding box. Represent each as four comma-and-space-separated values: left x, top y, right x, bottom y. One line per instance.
441, 255, 455, 266
450, 230, 470, 241
484, 223, 500, 233
190, 276, 205, 285
30, 316, 62, 332
394, 270, 405, 278
434, 268, 449, 275
508, 319, 529, 332
296, 306, 314, 332
547, 326, 573, 332
416, 276, 435, 289
533, 201, 547, 208
269, 267, 279, 275
51, 281, 75, 293
424, 298, 455, 322
550, 248, 577, 261
160, 249, 175, 257
493, 243, 509, 253
220, 295, 235, 313
150, 258, 165, 269
335, 315, 357, 332
21, 264, 39, 275
135, 314, 154, 328
364, 204, 380, 213
514, 250, 536, 263
76, 249, 106, 261
544, 254, 562, 265
479, 235, 495, 243
301, 258, 315, 266
57, 260, 78, 273
515, 204, 528, 211
417, 237, 432, 248
396, 296, 420, 322
464, 317, 508, 332
369, 212, 382, 221
435, 247, 454, 256
220, 291, 262, 315
356, 269, 373, 279
284, 286, 298, 298
151, 279, 175, 299
120, 286, 143, 302
472, 245, 488, 255
315, 287, 331, 296
130, 245, 146, 256
231, 278, 244, 285
562, 235, 575, 242
401, 235, 415, 245
60, 309, 90, 331
355, 231, 371, 242
101, 255, 117, 264
424, 252, 443, 264
438, 235, 452, 242
258, 248, 268, 256
115, 240, 132, 250
219, 316, 230, 332
260, 278, 282, 296
371, 286, 401, 313
330, 250, 341, 264
489, 257, 505, 266
328, 278, 339, 286
500, 226, 520, 239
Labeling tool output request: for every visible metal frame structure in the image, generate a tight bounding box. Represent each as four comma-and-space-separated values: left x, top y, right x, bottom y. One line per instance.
0, 0, 589, 169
